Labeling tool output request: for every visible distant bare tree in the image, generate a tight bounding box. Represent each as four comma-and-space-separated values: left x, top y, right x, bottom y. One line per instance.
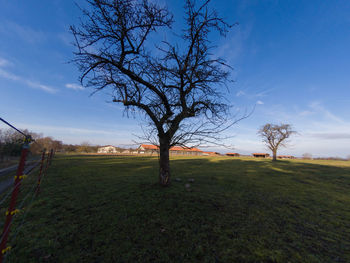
71, 0, 240, 186
77, 141, 93, 153
0, 128, 41, 157
258, 123, 296, 161
30, 136, 63, 155
302, 153, 312, 160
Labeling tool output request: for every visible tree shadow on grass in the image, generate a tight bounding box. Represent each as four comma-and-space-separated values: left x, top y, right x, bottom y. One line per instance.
81, 156, 350, 262
170, 158, 350, 262
10, 155, 349, 262
141, 157, 350, 262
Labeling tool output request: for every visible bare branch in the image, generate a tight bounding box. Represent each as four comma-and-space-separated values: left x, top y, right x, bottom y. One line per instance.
71, 0, 241, 185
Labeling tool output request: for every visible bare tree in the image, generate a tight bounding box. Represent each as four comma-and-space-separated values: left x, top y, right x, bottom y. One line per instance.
0, 128, 41, 157
77, 141, 93, 153
302, 153, 312, 160
258, 123, 296, 161
71, 0, 238, 186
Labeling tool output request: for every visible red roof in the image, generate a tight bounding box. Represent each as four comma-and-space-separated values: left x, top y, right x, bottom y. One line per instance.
226, 153, 239, 155
140, 144, 158, 150
140, 144, 202, 152
170, 146, 202, 152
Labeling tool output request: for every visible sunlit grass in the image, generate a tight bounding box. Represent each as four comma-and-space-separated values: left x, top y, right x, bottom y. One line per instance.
2, 155, 350, 262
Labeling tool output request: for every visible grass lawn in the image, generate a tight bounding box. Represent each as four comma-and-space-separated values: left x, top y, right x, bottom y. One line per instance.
1, 155, 350, 262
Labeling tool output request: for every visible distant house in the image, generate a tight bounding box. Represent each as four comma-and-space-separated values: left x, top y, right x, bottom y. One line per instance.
252, 153, 270, 158
203, 151, 221, 156
97, 145, 117, 154
138, 144, 159, 154
138, 144, 203, 156
277, 155, 295, 159
226, 153, 240, 157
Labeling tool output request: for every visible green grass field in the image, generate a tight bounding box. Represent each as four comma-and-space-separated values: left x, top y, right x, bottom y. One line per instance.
1, 155, 350, 262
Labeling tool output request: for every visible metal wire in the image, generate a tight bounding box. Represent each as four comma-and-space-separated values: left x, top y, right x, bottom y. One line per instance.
0, 118, 27, 138
0, 163, 40, 244
0, 181, 20, 207
0, 185, 38, 263
1, 167, 47, 262
0, 119, 48, 261
17, 182, 37, 212
12, 184, 38, 239
0, 161, 40, 207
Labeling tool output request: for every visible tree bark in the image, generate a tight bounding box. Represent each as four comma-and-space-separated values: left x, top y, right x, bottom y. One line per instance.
159, 140, 170, 186
272, 149, 277, 161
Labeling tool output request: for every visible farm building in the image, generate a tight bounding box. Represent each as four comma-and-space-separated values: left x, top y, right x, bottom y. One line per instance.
97, 145, 118, 153
138, 144, 203, 156
226, 153, 240, 157
277, 155, 295, 159
170, 146, 203, 155
202, 151, 221, 156
252, 153, 270, 158
138, 144, 158, 154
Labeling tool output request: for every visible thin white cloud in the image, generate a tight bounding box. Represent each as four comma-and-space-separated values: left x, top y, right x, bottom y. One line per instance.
224, 101, 350, 157
0, 68, 57, 94
215, 22, 253, 63
26, 80, 57, 94
306, 132, 350, 140
256, 100, 264, 105
23, 124, 120, 136
58, 32, 73, 46
65, 83, 84, 90
16, 122, 140, 145
0, 57, 10, 67
308, 101, 343, 123
236, 90, 245, 97
255, 88, 275, 97
0, 68, 20, 81
0, 21, 46, 44
249, 101, 350, 157
298, 110, 313, 117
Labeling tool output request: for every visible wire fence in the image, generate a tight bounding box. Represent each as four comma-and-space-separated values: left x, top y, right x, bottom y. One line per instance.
0, 117, 55, 263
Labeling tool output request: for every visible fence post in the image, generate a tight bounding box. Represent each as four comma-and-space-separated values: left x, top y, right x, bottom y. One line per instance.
43, 152, 50, 177
0, 136, 31, 262
49, 149, 53, 166
35, 150, 46, 195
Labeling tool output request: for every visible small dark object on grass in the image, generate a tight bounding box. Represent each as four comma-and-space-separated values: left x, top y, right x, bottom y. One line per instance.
175, 178, 182, 182
188, 178, 195, 183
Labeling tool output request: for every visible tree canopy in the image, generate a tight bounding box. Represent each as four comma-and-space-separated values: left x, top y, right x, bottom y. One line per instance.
258, 123, 296, 161
71, 0, 237, 185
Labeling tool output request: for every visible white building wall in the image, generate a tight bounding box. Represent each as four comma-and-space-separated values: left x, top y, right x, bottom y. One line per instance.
97, 146, 117, 153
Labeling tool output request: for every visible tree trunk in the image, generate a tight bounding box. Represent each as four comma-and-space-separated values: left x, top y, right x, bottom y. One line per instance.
159, 140, 170, 186
272, 149, 277, 161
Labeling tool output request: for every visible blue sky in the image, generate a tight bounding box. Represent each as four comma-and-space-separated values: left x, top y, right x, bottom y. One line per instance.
1, 0, 350, 157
